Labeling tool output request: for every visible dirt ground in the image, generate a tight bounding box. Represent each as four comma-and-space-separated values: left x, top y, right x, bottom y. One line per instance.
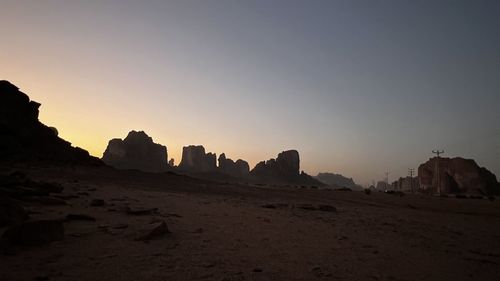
2, 165, 500, 281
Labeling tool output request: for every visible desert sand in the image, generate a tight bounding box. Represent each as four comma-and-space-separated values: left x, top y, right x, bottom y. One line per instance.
1, 164, 500, 281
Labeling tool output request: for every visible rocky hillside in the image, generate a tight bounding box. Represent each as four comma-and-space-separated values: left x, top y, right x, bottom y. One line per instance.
0, 80, 100, 165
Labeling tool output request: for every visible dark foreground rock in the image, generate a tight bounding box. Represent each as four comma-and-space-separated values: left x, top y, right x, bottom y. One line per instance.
0, 196, 29, 226
126, 206, 159, 215
134, 220, 170, 241
1, 220, 64, 246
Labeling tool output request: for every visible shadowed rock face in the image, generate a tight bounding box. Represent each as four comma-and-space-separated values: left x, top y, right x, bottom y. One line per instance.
178, 145, 217, 173
0, 80, 100, 164
218, 153, 250, 177
102, 131, 168, 173
418, 157, 500, 195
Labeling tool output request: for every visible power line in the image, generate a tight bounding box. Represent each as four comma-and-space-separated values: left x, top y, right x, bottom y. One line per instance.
385, 170, 390, 190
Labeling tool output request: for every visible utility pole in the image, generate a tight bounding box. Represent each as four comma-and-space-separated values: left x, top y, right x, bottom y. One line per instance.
432, 150, 444, 195
385, 170, 390, 190
408, 168, 415, 193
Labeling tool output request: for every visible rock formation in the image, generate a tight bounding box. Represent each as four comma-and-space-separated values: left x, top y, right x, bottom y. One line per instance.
250, 150, 325, 186
251, 150, 300, 179
315, 172, 362, 190
178, 145, 217, 173
102, 131, 168, 173
218, 153, 250, 177
0, 80, 100, 164
418, 157, 500, 195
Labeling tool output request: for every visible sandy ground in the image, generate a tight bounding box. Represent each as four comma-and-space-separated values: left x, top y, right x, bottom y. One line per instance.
1, 165, 500, 281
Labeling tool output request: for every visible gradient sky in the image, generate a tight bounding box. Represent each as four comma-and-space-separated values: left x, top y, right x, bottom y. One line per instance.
1, 0, 499, 185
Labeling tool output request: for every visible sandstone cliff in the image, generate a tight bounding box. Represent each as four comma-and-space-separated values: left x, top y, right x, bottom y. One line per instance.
418, 157, 500, 195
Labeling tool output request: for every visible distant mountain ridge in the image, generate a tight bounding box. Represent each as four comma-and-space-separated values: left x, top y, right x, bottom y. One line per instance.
315, 172, 362, 190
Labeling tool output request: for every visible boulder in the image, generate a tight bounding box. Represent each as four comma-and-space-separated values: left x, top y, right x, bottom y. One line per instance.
218, 153, 250, 177
418, 157, 500, 195
1, 220, 64, 246
134, 220, 170, 241
102, 130, 168, 173
178, 145, 217, 173
0, 80, 101, 164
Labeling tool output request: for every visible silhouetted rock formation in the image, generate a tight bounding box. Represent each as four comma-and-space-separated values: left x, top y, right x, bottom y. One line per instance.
250, 150, 324, 186
218, 153, 250, 177
0, 80, 100, 164
418, 157, 500, 195
251, 150, 300, 178
178, 145, 217, 173
315, 172, 362, 190
102, 131, 168, 173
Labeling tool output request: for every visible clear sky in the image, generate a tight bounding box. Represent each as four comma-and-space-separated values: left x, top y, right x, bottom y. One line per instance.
1, 0, 499, 185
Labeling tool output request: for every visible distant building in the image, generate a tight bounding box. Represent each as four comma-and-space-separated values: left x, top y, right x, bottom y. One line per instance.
391, 177, 419, 192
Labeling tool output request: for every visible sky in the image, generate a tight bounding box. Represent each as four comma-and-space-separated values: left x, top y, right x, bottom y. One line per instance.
1, 0, 499, 185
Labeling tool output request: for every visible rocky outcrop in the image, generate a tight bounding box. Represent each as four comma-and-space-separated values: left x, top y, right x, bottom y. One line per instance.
102, 131, 168, 173
418, 157, 500, 195
178, 145, 217, 173
315, 173, 362, 190
218, 153, 249, 177
251, 150, 300, 179
250, 150, 325, 186
0, 80, 100, 164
